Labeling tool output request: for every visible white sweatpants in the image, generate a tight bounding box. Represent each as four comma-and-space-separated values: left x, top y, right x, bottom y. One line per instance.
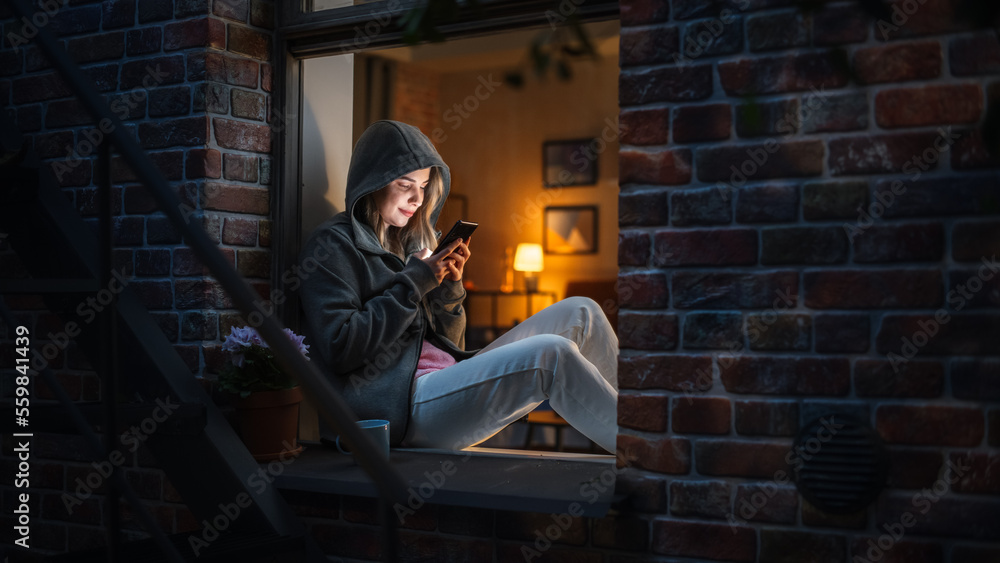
404, 296, 619, 452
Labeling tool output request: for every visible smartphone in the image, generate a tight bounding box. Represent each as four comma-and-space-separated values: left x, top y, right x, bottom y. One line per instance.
433, 220, 478, 255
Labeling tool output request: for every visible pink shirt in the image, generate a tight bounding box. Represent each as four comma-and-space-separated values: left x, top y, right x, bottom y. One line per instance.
414, 339, 457, 379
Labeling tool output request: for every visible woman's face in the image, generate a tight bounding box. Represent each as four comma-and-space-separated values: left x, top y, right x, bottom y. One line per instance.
374, 167, 431, 228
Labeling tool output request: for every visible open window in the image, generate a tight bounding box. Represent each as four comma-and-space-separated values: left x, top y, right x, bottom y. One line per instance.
274, 0, 621, 454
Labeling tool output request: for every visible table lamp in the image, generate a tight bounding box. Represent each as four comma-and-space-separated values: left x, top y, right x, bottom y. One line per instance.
513, 243, 544, 293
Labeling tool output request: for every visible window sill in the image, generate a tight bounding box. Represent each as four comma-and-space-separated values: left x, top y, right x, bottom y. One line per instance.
274, 442, 617, 517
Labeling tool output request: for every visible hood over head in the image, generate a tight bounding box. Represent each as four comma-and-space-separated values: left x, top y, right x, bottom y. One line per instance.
345, 120, 451, 229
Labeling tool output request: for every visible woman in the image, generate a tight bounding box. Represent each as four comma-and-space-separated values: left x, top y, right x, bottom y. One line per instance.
298, 120, 618, 453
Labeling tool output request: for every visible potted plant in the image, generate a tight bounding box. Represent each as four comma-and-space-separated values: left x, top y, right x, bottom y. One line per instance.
219, 326, 310, 461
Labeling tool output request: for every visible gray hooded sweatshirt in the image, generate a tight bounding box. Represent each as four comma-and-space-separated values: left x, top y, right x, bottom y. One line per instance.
298, 120, 474, 446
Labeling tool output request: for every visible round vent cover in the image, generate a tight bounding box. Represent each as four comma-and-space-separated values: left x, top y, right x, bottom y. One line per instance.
792, 414, 888, 514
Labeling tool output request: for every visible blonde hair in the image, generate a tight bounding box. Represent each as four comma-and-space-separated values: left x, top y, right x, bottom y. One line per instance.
356, 167, 443, 258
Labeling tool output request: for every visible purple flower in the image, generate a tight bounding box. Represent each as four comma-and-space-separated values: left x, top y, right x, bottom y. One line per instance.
283, 328, 310, 358
222, 326, 257, 352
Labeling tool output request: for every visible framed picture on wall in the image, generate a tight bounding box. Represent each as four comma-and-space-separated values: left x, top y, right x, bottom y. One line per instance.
544, 206, 598, 254
543, 139, 598, 187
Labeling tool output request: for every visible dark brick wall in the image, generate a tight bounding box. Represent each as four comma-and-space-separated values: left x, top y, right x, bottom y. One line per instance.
616, 0, 1000, 561
0, 0, 275, 553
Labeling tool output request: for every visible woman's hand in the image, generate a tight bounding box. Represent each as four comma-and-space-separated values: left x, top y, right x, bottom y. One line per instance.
418, 238, 464, 284
444, 237, 471, 282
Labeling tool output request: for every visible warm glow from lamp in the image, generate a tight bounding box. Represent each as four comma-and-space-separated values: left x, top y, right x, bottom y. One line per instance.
514, 243, 544, 292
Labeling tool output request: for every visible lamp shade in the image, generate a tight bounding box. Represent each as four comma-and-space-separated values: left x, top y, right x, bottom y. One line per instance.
513, 243, 544, 272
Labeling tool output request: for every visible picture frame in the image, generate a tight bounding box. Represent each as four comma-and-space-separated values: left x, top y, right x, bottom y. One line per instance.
544, 206, 598, 255
542, 139, 599, 187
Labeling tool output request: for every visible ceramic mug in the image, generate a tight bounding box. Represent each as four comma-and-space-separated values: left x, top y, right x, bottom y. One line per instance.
335, 419, 390, 460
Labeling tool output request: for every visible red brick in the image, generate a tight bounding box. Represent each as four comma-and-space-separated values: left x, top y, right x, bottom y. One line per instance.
652, 519, 755, 561
251, 0, 275, 29
114, 151, 184, 184
734, 484, 798, 524
876, 0, 970, 41
138, 116, 210, 149
11, 72, 71, 104
747, 313, 810, 351
618, 354, 712, 392
223, 153, 260, 182
436, 505, 492, 537
214, 118, 271, 153
759, 529, 846, 563
855, 359, 944, 397
876, 405, 984, 446
620, 107, 669, 146
164, 17, 226, 51
853, 223, 944, 262
802, 92, 869, 133
617, 434, 690, 474
620, 65, 713, 106
617, 272, 668, 309
736, 98, 799, 138
952, 359, 1000, 400
854, 41, 941, 84
876, 313, 1000, 356
722, 356, 849, 395
804, 269, 942, 309
228, 25, 271, 60
875, 493, 1000, 540
201, 182, 269, 214
951, 33, 1000, 76
186, 148, 222, 179
761, 226, 847, 265
886, 448, 942, 489
189, 52, 259, 87
618, 231, 649, 266
592, 516, 649, 551
672, 271, 798, 309
747, 10, 807, 52
237, 249, 270, 278
682, 311, 742, 350
619, 0, 669, 26
653, 229, 756, 266
672, 397, 730, 435
222, 217, 258, 246
127, 26, 163, 56
719, 52, 849, 96
876, 84, 983, 128
672, 103, 730, 143
679, 16, 742, 59
670, 186, 731, 225
68, 32, 125, 64
696, 140, 824, 182
619, 24, 679, 67
619, 149, 692, 185
173, 247, 235, 276
121, 55, 186, 89
231, 88, 266, 121
131, 280, 174, 309
813, 3, 869, 45
873, 175, 1000, 218
619, 312, 677, 350
214, 0, 248, 20
258, 219, 271, 247
950, 452, 1000, 494
851, 540, 943, 563
696, 439, 790, 478
736, 183, 798, 223
261, 61, 273, 92
618, 393, 668, 432
669, 480, 731, 519
496, 545, 598, 563
829, 132, 939, 176
735, 400, 798, 436
618, 190, 669, 227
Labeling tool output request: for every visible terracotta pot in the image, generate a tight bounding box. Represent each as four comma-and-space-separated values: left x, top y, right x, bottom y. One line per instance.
233, 386, 304, 462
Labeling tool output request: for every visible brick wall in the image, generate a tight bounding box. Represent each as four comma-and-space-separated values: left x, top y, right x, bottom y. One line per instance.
0, 0, 275, 553
615, 0, 1000, 560
3, 0, 1000, 560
